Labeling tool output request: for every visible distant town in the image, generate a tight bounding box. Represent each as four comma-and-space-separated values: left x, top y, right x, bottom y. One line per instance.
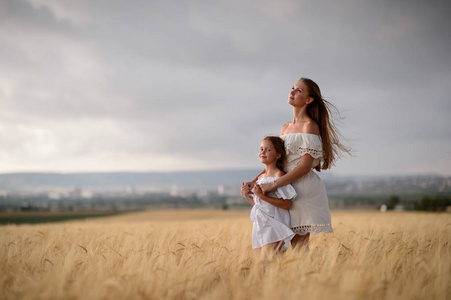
0, 171, 450, 213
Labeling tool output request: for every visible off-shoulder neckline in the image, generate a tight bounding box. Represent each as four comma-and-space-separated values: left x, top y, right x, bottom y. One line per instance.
281, 133, 320, 137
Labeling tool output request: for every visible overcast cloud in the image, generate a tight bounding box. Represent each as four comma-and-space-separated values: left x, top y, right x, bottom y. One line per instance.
1, 0, 450, 176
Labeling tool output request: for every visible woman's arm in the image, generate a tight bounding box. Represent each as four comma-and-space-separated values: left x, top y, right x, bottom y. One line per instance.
259, 154, 315, 193
252, 185, 291, 210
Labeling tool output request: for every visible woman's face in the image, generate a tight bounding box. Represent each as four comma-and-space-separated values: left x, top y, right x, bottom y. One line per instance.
288, 80, 312, 107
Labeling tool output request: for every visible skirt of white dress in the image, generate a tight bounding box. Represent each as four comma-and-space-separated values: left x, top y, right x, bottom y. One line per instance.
289, 170, 333, 235
251, 204, 295, 249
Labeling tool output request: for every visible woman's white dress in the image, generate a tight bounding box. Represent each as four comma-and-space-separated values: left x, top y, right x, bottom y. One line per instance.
281, 133, 333, 236
250, 177, 296, 249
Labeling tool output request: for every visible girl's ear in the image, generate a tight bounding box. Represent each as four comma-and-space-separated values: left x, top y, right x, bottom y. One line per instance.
276, 153, 282, 159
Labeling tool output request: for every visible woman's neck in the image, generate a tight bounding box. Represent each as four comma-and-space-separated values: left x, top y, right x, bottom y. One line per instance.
292, 106, 309, 124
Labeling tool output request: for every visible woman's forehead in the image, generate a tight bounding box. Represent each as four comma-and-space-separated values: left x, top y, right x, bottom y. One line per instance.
294, 80, 307, 89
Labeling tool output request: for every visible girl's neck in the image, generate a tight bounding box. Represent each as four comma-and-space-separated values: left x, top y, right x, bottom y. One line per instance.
292, 106, 309, 124
260, 164, 280, 178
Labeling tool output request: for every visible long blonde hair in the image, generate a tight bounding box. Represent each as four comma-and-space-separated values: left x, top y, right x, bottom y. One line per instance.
301, 77, 350, 171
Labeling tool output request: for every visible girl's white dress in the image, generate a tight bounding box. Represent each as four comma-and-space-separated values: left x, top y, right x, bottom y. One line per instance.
281, 133, 333, 235
250, 177, 296, 249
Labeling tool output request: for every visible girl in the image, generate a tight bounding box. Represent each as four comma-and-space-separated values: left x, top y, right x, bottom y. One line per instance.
241, 136, 297, 258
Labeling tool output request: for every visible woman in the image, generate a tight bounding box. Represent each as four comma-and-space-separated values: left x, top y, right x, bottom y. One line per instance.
247, 77, 349, 248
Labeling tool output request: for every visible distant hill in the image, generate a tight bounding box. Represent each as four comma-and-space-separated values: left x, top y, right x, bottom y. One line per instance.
322, 174, 450, 195
0, 170, 261, 191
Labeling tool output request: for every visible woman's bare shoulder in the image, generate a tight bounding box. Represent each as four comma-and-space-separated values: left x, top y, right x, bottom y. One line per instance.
304, 120, 320, 135
280, 122, 291, 135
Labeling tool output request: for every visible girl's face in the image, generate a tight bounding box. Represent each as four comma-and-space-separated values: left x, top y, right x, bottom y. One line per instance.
259, 140, 281, 165
288, 80, 313, 107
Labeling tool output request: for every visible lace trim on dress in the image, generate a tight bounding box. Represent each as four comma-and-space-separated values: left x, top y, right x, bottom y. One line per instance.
284, 144, 323, 159
291, 224, 333, 235
282, 133, 323, 158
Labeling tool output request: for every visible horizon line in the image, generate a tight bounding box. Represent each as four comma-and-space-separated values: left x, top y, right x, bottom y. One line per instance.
0, 170, 448, 178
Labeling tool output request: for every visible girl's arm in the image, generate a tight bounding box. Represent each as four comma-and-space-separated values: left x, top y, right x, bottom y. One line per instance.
252, 185, 291, 210
243, 193, 255, 206
259, 195, 291, 210
259, 154, 314, 193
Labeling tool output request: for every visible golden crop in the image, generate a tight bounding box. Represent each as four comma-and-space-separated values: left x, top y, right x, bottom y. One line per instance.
1, 210, 450, 299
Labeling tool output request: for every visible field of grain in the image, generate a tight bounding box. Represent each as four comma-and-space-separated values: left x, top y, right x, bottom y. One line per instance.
1, 210, 450, 300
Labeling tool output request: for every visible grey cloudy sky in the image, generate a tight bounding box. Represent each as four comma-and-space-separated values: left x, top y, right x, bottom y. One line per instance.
1, 0, 450, 176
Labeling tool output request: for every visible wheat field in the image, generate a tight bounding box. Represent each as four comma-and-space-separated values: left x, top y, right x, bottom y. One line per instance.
1, 210, 450, 300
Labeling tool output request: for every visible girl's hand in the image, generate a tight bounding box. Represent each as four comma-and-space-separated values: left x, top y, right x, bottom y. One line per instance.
259, 182, 277, 194
252, 184, 264, 198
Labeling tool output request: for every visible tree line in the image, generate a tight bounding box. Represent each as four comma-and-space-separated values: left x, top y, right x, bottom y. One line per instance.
386, 194, 450, 212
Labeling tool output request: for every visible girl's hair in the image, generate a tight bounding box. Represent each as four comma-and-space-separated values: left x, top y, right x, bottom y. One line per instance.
300, 77, 351, 171
262, 136, 286, 172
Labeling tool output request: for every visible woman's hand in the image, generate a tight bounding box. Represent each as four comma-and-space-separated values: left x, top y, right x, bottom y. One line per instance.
252, 184, 265, 198
259, 181, 276, 194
